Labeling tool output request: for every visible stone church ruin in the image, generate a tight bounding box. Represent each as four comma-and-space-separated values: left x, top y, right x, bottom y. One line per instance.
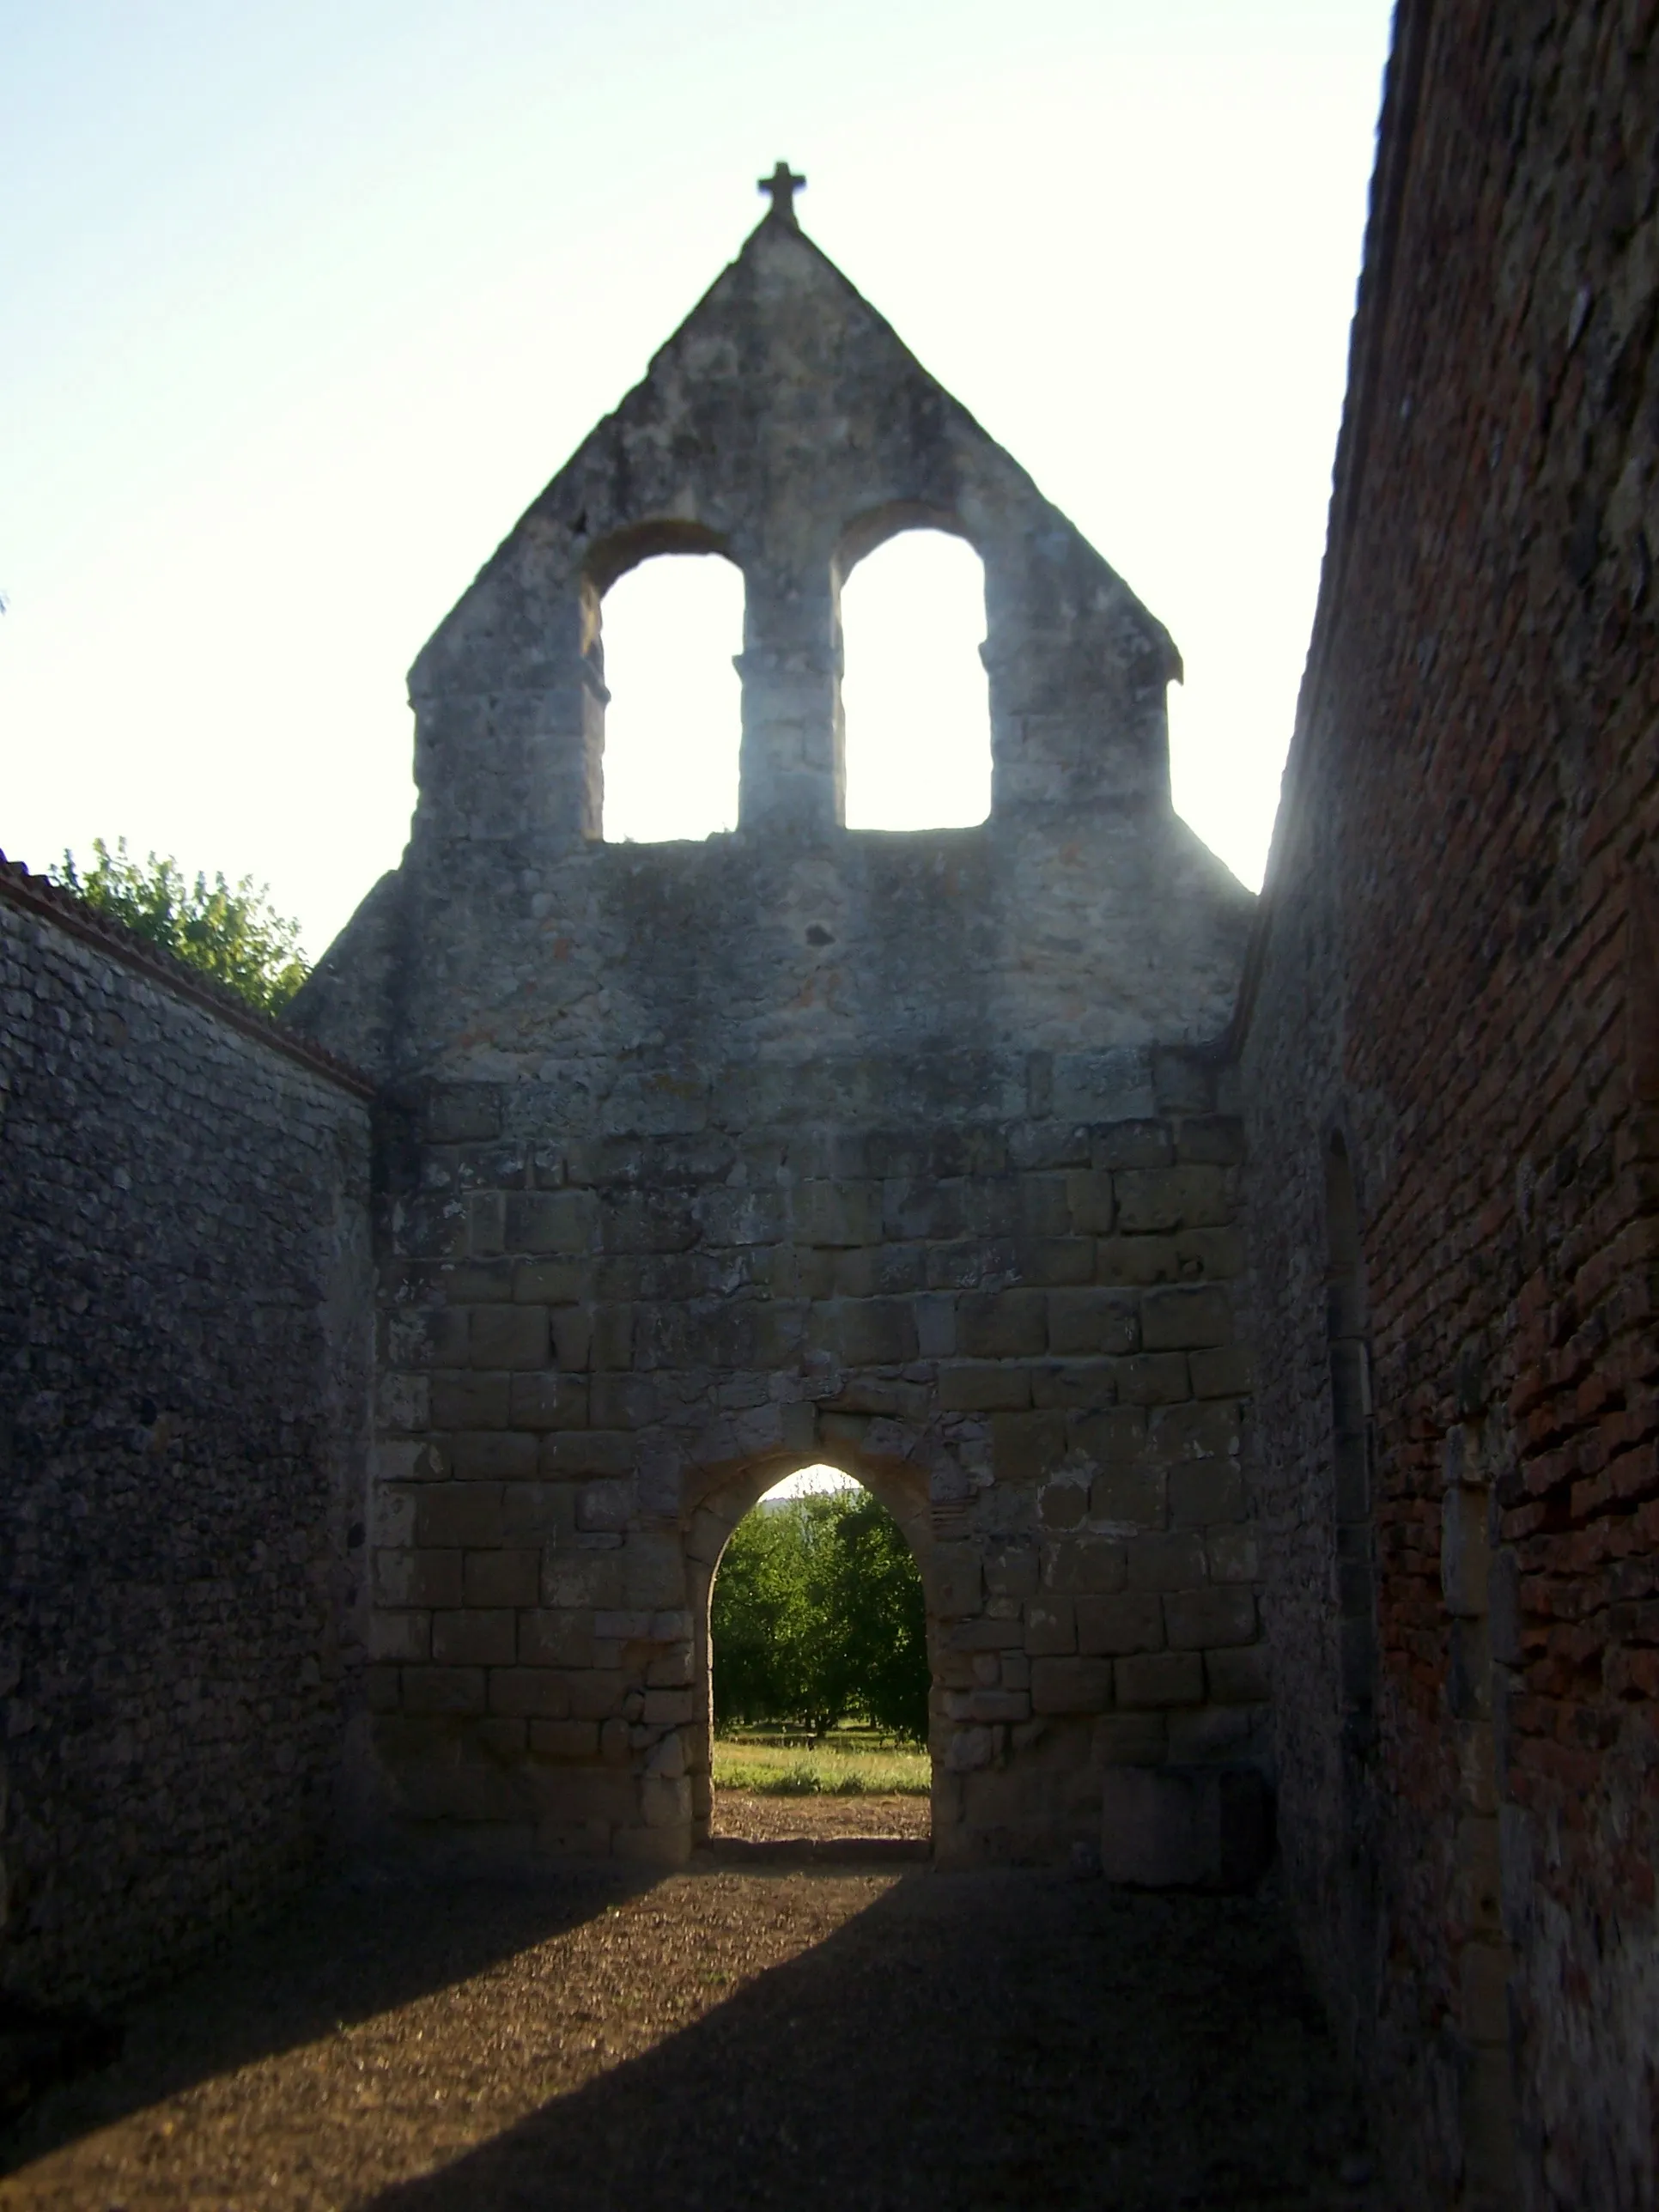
3, 7, 1657, 2204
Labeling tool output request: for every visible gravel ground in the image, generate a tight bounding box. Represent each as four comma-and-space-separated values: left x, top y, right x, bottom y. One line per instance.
0, 1859, 1375, 2212
713, 1790, 931, 1842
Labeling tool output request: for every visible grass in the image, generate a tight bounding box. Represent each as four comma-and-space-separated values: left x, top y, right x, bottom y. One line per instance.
713, 1734, 931, 1797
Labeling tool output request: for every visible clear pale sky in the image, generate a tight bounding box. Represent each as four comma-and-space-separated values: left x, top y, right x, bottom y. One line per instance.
0, 0, 1395, 957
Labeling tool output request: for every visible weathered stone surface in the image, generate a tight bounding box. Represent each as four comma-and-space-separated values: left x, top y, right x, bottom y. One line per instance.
0, 876, 372, 2006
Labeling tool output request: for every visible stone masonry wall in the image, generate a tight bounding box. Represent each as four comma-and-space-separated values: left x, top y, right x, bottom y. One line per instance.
1239, 6, 1659, 2207
363, 1045, 1265, 1867
295, 198, 1261, 1875
0, 872, 374, 2005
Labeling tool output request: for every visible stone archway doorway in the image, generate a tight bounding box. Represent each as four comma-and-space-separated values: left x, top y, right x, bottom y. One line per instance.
682, 1451, 939, 1852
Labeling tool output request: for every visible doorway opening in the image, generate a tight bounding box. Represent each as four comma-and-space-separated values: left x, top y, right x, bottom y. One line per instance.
702, 1463, 933, 1850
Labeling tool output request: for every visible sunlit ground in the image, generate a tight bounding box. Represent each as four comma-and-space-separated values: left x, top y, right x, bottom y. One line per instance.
0, 1864, 1364, 2210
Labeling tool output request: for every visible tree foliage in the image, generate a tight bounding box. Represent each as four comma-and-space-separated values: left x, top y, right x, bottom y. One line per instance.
711, 1486, 930, 1741
53, 838, 309, 1014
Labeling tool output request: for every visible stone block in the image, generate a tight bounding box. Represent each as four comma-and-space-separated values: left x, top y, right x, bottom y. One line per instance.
1168, 1461, 1246, 1528
938, 1363, 1032, 1412
469, 1305, 549, 1370
792, 1180, 883, 1247
450, 1431, 538, 1480
1206, 1644, 1272, 1704
1165, 1589, 1257, 1650
1094, 1237, 1185, 1286
366, 1665, 402, 1712
1051, 1049, 1155, 1123
431, 1371, 510, 1431
969, 1689, 1032, 1723
590, 1304, 635, 1370
1072, 1405, 1148, 1464
1090, 1464, 1165, 1529
1140, 1285, 1234, 1352
506, 1190, 599, 1255
520, 1609, 596, 1667
933, 1542, 982, 1618
1024, 1598, 1076, 1655
1092, 1712, 1167, 1765
464, 1549, 542, 1607
546, 1308, 592, 1372
489, 1668, 573, 1718
544, 1432, 635, 1478
1125, 1534, 1208, 1591
1099, 1765, 1272, 1890
1048, 1288, 1138, 1356
1077, 1591, 1165, 1656
401, 1666, 487, 1716
414, 1485, 505, 1547
1019, 1237, 1097, 1285
1030, 1656, 1115, 1714
1040, 1478, 1088, 1529
1016, 1175, 1074, 1237
1031, 1362, 1120, 1412
579, 1477, 641, 1530
1115, 1652, 1204, 1708
1175, 1116, 1245, 1165
569, 1671, 627, 1720
947, 1616, 1025, 1652
374, 1547, 463, 1608
501, 1483, 575, 1544
1045, 1537, 1127, 1594
1188, 1345, 1255, 1398
508, 1374, 591, 1431
1091, 1121, 1173, 1170
834, 1243, 926, 1297
1115, 1167, 1233, 1235
983, 1546, 1040, 1601
925, 1237, 1018, 1291
369, 1611, 430, 1662
431, 1608, 517, 1666
642, 1688, 699, 1724
990, 1409, 1068, 1481
530, 1719, 600, 1760
1206, 1526, 1260, 1583
817, 1297, 918, 1366
424, 1085, 501, 1143
514, 1258, 588, 1305
957, 1289, 1048, 1358
1115, 1353, 1192, 1406
1065, 1170, 1116, 1235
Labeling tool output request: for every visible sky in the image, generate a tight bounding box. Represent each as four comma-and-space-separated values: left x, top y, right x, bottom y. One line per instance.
1, 0, 1395, 957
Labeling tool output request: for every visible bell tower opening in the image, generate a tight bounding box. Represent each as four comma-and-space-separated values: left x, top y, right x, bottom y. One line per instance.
837, 527, 992, 830
597, 548, 744, 842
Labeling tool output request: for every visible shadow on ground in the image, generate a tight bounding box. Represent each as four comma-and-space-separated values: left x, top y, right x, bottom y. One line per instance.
1, 1864, 1372, 2211
357, 1873, 1364, 2212
0, 1858, 642, 2175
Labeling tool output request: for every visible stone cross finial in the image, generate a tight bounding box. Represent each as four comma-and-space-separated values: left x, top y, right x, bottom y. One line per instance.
757, 161, 806, 225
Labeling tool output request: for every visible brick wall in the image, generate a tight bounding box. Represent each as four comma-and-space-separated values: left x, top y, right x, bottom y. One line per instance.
0, 876, 374, 2004
1239, 4, 1659, 2205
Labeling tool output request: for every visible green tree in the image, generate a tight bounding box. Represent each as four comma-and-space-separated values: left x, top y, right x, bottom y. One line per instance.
53, 837, 309, 1014
711, 1486, 930, 1741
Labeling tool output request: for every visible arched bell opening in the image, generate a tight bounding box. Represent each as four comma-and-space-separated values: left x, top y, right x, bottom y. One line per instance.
581, 522, 745, 842
831, 509, 993, 831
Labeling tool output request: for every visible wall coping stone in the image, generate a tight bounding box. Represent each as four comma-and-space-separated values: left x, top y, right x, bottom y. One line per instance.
0, 851, 376, 1100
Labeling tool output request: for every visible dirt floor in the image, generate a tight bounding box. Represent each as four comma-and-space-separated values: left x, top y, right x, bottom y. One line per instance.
712, 1789, 931, 1842
0, 1846, 1376, 2212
